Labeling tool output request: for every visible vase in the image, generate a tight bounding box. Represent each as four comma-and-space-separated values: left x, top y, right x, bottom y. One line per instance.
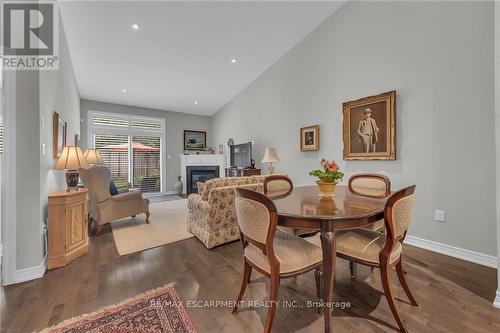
316, 181, 336, 197
174, 176, 183, 196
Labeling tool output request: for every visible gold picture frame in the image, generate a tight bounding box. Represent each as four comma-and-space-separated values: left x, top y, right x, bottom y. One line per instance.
53, 112, 67, 160
342, 90, 396, 160
300, 125, 320, 152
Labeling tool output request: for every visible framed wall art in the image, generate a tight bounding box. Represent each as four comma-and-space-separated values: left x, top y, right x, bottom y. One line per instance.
184, 130, 207, 150
342, 90, 396, 160
300, 125, 320, 152
53, 112, 67, 159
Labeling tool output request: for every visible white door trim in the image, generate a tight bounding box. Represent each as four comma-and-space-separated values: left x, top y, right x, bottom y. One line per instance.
1, 69, 16, 285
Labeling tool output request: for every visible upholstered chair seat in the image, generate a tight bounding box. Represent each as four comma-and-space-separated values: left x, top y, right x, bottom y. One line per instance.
244, 230, 323, 274
336, 229, 402, 264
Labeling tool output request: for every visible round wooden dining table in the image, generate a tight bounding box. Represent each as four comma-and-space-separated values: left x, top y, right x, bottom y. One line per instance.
269, 185, 389, 333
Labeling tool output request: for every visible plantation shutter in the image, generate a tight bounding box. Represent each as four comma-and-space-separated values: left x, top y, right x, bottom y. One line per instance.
88, 111, 165, 193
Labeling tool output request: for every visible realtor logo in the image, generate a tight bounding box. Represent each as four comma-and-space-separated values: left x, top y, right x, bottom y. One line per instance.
1, 1, 58, 69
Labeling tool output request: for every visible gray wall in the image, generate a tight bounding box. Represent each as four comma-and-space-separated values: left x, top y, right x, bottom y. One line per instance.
39, 17, 81, 247
14, 14, 81, 271
211, 1, 497, 256
80, 100, 211, 191
15, 70, 42, 270
495, 1, 500, 303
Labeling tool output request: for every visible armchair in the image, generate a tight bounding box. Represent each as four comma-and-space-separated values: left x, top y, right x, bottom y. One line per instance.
80, 166, 150, 235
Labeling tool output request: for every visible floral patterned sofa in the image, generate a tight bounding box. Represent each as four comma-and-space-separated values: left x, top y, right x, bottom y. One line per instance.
187, 176, 267, 249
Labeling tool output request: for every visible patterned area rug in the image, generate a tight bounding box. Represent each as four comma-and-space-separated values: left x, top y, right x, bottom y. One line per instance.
39, 283, 197, 333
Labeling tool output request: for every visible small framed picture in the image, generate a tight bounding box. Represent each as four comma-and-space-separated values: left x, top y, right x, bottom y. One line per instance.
342, 90, 396, 160
300, 125, 320, 151
184, 130, 207, 150
53, 112, 67, 159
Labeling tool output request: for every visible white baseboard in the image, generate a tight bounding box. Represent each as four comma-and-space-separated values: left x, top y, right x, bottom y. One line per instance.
404, 235, 498, 269
494, 290, 500, 309
13, 255, 47, 284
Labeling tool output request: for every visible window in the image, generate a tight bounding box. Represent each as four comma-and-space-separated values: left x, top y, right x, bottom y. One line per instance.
88, 111, 165, 194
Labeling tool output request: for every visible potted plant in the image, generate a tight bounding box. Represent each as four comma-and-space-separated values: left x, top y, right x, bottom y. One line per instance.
309, 159, 344, 196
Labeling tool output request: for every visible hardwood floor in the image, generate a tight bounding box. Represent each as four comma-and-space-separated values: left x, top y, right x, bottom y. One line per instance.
1, 228, 499, 332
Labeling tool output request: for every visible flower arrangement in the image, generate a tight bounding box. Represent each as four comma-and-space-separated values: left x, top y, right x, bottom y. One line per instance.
309, 159, 344, 184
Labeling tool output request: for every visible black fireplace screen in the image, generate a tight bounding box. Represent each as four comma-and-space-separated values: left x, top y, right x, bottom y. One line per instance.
186, 166, 220, 194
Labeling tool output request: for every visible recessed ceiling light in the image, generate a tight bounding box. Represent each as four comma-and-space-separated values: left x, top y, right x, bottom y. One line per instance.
194, 101, 198, 105
130, 23, 139, 30
121, 89, 127, 93
231, 58, 237, 63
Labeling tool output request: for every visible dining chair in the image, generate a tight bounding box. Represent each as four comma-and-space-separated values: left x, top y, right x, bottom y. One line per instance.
348, 173, 391, 232
335, 185, 418, 333
233, 188, 323, 333
347, 173, 392, 276
263, 175, 317, 238
263, 174, 294, 197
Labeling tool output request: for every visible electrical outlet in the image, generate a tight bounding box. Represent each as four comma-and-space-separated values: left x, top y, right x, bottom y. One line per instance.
435, 210, 446, 223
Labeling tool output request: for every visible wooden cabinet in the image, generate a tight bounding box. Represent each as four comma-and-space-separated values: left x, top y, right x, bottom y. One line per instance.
225, 168, 261, 177
48, 188, 88, 269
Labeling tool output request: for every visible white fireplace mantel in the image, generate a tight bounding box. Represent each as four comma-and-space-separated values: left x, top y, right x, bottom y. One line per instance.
179, 154, 226, 194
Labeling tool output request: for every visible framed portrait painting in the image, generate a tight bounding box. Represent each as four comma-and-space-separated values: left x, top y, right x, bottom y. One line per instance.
184, 130, 206, 150
342, 90, 396, 160
53, 112, 67, 159
300, 125, 320, 151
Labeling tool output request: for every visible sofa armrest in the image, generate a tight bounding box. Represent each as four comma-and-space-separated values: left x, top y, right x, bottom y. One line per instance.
188, 193, 211, 213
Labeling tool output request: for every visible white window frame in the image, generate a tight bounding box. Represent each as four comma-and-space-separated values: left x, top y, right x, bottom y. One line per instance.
87, 111, 166, 195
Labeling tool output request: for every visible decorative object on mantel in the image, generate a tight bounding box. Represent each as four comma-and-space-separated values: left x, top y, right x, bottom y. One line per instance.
227, 137, 234, 147
83, 148, 104, 165
38, 283, 197, 333
174, 176, 183, 196
343, 90, 396, 160
53, 111, 67, 159
261, 147, 280, 174
309, 159, 344, 196
53, 146, 90, 191
300, 124, 320, 151
184, 129, 206, 150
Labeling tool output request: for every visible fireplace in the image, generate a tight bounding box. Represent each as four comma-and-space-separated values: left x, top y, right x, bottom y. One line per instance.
186, 166, 220, 194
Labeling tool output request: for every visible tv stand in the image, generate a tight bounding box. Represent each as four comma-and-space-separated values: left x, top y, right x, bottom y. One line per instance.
225, 167, 261, 177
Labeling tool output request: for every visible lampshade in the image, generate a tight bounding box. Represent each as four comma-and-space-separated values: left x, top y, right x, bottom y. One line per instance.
54, 146, 90, 170
83, 148, 104, 164
261, 147, 280, 163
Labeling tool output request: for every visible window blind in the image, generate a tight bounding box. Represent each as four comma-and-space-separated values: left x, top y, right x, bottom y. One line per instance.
88, 111, 165, 194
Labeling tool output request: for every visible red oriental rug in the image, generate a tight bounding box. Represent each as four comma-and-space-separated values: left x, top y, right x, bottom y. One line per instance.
39, 283, 197, 333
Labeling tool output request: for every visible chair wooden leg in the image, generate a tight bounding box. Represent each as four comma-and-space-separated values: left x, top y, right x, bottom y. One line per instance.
263, 272, 280, 333
145, 212, 150, 224
380, 262, 408, 333
232, 260, 252, 314
349, 261, 357, 278
396, 259, 418, 306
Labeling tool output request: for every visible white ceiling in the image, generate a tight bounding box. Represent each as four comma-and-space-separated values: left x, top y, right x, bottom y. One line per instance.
60, 1, 344, 116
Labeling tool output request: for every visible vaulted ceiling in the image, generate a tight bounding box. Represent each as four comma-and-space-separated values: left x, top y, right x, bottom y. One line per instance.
60, 1, 344, 115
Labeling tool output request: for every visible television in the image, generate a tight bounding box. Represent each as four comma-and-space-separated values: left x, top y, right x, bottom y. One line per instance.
230, 142, 253, 168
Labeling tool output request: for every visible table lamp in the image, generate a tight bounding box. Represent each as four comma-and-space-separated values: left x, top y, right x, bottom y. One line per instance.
83, 148, 104, 165
261, 147, 280, 174
53, 146, 90, 191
